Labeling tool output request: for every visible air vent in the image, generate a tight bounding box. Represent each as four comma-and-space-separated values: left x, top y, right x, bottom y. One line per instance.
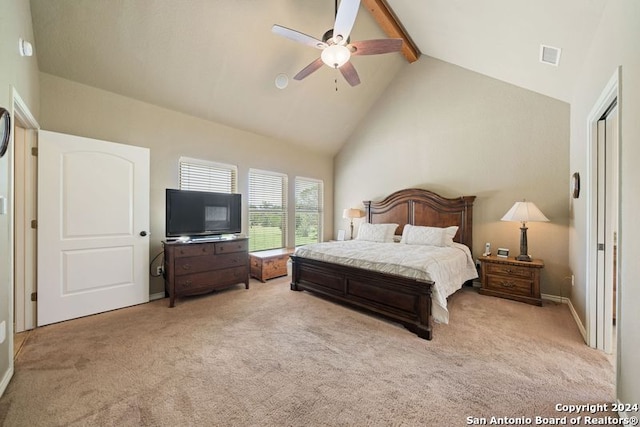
540, 44, 561, 66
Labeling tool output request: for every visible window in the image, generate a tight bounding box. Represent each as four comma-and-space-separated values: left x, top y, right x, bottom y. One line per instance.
248, 169, 287, 252
295, 177, 323, 246
179, 157, 237, 193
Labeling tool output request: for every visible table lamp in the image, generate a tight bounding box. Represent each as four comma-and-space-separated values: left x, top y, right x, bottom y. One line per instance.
501, 200, 549, 262
343, 208, 364, 240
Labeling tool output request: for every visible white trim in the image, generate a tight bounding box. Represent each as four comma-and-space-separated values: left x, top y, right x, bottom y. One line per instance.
542, 293, 587, 343
617, 399, 631, 420
149, 292, 166, 301
3, 88, 41, 398
11, 88, 39, 129
586, 67, 620, 350
0, 366, 14, 397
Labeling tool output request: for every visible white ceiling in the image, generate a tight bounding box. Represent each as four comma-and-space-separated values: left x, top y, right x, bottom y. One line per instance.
29, 0, 609, 156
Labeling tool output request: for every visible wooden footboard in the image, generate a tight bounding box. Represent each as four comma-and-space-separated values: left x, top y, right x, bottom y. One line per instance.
290, 255, 433, 340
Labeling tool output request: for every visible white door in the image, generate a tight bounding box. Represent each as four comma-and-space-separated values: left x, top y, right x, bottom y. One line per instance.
596, 103, 618, 353
37, 130, 150, 326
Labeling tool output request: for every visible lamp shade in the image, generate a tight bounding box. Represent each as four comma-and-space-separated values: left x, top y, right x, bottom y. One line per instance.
501, 201, 549, 223
343, 208, 364, 219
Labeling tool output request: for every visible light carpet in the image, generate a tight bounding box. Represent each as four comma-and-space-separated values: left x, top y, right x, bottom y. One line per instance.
0, 277, 615, 426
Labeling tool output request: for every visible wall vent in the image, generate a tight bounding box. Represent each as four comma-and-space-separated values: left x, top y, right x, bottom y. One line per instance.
540, 44, 561, 66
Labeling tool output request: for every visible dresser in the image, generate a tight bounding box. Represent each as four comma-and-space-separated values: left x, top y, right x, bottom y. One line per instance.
250, 248, 293, 282
478, 255, 544, 306
163, 237, 249, 307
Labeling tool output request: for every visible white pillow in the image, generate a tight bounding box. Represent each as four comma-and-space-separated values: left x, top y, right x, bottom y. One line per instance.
356, 223, 399, 243
400, 224, 459, 247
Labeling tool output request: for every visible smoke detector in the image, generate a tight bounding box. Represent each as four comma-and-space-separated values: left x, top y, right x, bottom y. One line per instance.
539, 45, 561, 66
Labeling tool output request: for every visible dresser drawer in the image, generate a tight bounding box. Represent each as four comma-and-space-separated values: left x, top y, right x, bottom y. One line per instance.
215, 239, 249, 254
484, 275, 534, 297
173, 243, 215, 258
175, 252, 247, 276
175, 266, 247, 293
485, 262, 534, 280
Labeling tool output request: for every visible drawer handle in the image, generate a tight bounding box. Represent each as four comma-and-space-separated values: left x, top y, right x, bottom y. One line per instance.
183, 280, 192, 287
500, 281, 515, 288
182, 264, 191, 270
505, 268, 513, 274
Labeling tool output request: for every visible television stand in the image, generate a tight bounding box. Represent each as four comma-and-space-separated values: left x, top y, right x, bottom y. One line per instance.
162, 237, 249, 307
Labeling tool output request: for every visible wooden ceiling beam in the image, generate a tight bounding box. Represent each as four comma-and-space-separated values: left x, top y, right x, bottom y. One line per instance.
362, 0, 420, 63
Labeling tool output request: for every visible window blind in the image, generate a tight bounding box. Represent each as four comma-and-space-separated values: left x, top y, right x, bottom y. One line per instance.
248, 169, 288, 251
179, 157, 237, 193
295, 177, 323, 246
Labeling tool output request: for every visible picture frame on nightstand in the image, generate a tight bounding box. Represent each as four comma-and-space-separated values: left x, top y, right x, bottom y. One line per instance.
496, 248, 509, 258
336, 229, 346, 241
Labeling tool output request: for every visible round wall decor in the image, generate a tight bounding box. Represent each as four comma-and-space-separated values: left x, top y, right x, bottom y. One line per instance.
572, 172, 580, 199
0, 107, 11, 158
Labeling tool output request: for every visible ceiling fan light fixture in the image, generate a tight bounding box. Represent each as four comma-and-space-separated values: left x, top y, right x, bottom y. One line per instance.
321, 44, 350, 68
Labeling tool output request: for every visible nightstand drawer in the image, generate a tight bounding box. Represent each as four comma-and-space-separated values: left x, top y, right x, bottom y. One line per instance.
485, 263, 534, 279
484, 275, 533, 297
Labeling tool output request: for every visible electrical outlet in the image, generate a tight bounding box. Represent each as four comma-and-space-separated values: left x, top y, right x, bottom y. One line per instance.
571, 274, 575, 287
0, 320, 6, 344
156, 266, 163, 276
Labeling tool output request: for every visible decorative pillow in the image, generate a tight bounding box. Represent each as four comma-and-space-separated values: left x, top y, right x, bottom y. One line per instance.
356, 223, 399, 243
400, 224, 459, 247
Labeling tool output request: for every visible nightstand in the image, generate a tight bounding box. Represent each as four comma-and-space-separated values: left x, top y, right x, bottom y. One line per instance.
478, 255, 544, 306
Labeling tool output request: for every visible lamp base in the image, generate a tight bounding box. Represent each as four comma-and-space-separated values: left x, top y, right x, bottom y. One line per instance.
517, 225, 531, 262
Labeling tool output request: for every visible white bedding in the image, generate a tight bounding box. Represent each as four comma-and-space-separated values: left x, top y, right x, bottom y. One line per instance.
294, 240, 478, 324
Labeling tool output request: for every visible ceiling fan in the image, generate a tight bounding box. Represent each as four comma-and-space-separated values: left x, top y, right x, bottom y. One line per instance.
272, 0, 403, 87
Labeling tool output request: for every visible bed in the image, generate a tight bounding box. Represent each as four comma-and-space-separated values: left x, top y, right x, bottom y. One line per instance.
290, 188, 477, 340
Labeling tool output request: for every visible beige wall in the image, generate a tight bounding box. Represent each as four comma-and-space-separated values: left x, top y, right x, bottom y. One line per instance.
335, 56, 571, 296
569, 0, 640, 408
0, 0, 40, 395
38, 73, 334, 296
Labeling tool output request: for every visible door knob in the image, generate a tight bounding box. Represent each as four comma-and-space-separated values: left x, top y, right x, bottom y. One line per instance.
139, 231, 148, 236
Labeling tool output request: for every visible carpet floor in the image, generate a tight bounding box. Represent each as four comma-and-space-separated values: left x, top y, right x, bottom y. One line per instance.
0, 277, 615, 426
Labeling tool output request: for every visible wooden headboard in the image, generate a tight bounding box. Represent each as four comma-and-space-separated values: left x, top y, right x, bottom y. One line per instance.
363, 188, 476, 250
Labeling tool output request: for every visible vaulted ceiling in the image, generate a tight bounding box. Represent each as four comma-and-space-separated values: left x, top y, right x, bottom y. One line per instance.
29, 0, 608, 155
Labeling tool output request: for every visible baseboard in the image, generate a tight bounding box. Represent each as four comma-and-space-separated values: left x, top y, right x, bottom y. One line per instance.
542, 293, 587, 343
617, 399, 633, 420
0, 365, 14, 398
149, 292, 165, 301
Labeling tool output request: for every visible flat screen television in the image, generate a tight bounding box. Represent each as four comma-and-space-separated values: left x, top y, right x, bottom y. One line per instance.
165, 189, 241, 240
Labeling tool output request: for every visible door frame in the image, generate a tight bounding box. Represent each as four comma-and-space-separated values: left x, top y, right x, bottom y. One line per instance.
586, 68, 620, 352
12, 91, 39, 333
11, 88, 39, 331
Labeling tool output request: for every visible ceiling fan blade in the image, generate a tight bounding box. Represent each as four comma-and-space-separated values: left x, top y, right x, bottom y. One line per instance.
293, 58, 325, 81
333, 0, 361, 43
339, 61, 361, 86
350, 38, 403, 56
272, 25, 328, 49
